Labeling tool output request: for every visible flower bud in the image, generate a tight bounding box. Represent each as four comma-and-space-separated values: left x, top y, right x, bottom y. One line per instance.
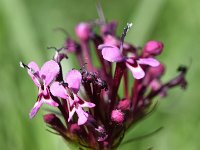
148, 64, 165, 79
100, 21, 117, 36
103, 141, 109, 147
143, 40, 164, 55
69, 123, 81, 134
150, 79, 161, 91
43, 114, 66, 132
64, 38, 80, 53
75, 22, 91, 41
111, 109, 124, 124
117, 99, 130, 111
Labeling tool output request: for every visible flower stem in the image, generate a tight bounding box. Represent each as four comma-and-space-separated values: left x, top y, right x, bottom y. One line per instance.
110, 62, 126, 111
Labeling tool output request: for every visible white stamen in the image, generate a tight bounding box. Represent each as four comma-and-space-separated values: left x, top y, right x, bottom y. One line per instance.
19, 61, 25, 68
127, 22, 133, 28
54, 51, 59, 60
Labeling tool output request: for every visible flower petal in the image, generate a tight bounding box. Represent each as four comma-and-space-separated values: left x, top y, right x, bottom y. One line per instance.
126, 62, 145, 79
76, 107, 88, 125
137, 58, 159, 67
80, 100, 95, 108
98, 44, 124, 62
29, 100, 43, 119
50, 82, 68, 99
104, 35, 119, 46
40, 60, 60, 86
28, 61, 40, 87
43, 99, 59, 107
65, 69, 82, 94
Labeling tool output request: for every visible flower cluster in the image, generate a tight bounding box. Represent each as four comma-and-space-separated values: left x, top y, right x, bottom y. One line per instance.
20, 19, 187, 149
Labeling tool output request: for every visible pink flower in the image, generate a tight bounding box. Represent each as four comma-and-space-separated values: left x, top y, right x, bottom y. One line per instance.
50, 69, 95, 125
21, 60, 60, 119
98, 44, 160, 79
68, 94, 95, 125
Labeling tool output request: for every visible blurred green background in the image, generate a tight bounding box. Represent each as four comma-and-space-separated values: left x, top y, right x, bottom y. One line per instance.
0, 0, 199, 149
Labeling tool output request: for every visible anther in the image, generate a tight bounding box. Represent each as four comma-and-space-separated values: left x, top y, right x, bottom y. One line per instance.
177, 65, 187, 74
19, 61, 35, 74
19, 61, 29, 69
120, 22, 133, 50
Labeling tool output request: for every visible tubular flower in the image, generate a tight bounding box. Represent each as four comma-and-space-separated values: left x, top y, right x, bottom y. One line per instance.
98, 44, 159, 79
20, 60, 59, 118
50, 69, 95, 125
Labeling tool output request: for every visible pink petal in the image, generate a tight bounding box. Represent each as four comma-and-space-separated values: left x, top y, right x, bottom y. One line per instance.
80, 100, 95, 108
98, 44, 124, 62
43, 99, 59, 107
137, 58, 159, 67
40, 60, 60, 86
74, 95, 95, 108
50, 82, 68, 99
65, 70, 82, 94
126, 62, 145, 79
28, 61, 40, 87
76, 107, 88, 125
29, 100, 43, 119
103, 35, 119, 46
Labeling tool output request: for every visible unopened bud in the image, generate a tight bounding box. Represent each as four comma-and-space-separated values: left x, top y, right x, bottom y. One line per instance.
148, 64, 165, 79
43, 114, 66, 132
75, 22, 91, 41
64, 38, 80, 53
143, 40, 163, 56
111, 109, 124, 124
117, 99, 130, 111
69, 123, 81, 134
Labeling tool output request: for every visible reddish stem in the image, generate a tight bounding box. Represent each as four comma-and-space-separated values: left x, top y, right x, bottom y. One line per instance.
123, 69, 129, 98
92, 34, 107, 75
80, 41, 93, 71
110, 62, 126, 111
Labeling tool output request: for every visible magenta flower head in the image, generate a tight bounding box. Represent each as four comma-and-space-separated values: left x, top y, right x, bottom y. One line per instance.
20, 60, 59, 118
75, 22, 91, 41
21, 13, 188, 149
